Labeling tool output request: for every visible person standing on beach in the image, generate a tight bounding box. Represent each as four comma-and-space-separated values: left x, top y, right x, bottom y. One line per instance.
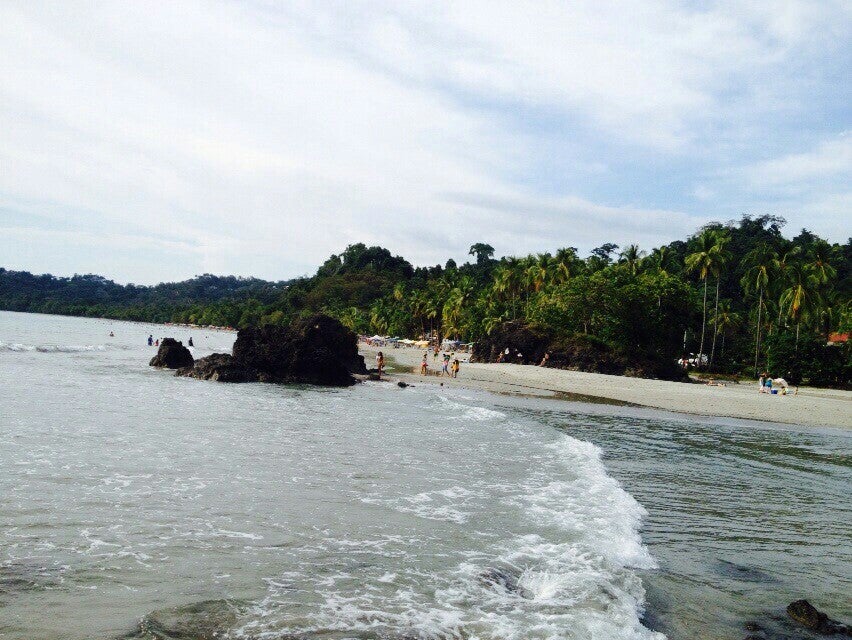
376, 351, 385, 377
420, 354, 428, 375
442, 353, 450, 376
451, 359, 460, 378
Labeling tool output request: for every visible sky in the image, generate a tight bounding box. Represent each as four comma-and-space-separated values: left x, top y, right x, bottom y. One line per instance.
1, 1, 850, 284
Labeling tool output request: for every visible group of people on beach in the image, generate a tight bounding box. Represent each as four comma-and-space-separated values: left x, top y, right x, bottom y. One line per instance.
420, 349, 460, 377
758, 372, 794, 395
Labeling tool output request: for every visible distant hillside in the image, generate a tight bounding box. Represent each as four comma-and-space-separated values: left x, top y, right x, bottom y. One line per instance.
0, 270, 290, 325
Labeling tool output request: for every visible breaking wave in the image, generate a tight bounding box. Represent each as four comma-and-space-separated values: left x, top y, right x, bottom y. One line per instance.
0, 341, 125, 353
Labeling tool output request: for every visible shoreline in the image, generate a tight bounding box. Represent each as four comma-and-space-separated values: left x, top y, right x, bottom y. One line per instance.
363, 344, 852, 429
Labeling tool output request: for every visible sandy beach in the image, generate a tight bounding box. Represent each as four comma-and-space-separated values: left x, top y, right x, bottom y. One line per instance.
362, 344, 852, 429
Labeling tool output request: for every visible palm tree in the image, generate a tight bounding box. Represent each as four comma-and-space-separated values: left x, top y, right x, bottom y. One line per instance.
708, 233, 732, 369
619, 244, 645, 275
685, 230, 722, 367
551, 247, 578, 284
442, 276, 475, 339
524, 254, 550, 294
648, 246, 674, 275
773, 246, 801, 328
807, 241, 837, 285
741, 243, 777, 374
369, 299, 390, 334
780, 261, 820, 348
713, 301, 742, 362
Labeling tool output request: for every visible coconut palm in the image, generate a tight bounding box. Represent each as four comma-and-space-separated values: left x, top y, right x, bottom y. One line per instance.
773, 246, 802, 328
708, 233, 732, 369
551, 247, 579, 284
494, 260, 523, 319
713, 300, 742, 361
524, 254, 550, 294
741, 243, 778, 374
807, 241, 837, 285
647, 246, 675, 275
619, 244, 645, 275
442, 276, 475, 339
780, 261, 821, 348
685, 230, 725, 368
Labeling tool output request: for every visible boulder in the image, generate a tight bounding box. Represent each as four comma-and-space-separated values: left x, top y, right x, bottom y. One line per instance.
176, 353, 255, 383
149, 338, 194, 369
173, 314, 366, 387
471, 320, 687, 381
477, 567, 531, 599
232, 315, 366, 386
786, 599, 851, 635
126, 599, 244, 640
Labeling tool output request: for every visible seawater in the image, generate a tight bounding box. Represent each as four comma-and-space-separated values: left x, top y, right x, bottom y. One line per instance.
0, 311, 849, 640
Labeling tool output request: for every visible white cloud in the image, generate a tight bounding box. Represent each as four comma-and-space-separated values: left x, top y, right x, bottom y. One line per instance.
0, 1, 848, 282
744, 132, 852, 189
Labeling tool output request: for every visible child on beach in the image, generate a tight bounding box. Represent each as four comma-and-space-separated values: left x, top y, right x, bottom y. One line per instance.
376, 351, 385, 377
421, 354, 428, 375
451, 359, 460, 378
441, 354, 450, 376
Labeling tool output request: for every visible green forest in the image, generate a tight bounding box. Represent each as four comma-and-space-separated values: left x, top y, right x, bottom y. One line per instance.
2, 215, 849, 386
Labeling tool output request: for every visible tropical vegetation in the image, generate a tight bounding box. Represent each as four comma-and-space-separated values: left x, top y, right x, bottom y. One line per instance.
1, 215, 849, 386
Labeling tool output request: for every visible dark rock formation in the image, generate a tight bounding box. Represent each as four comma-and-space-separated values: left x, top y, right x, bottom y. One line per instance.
786, 600, 851, 635
125, 599, 244, 640
176, 353, 255, 383
149, 338, 194, 369
477, 567, 531, 599
176, 314, 365, 387
471, 321, 688, 381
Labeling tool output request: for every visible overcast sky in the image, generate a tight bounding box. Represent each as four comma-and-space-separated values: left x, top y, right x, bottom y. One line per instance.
1, 1, 850, 284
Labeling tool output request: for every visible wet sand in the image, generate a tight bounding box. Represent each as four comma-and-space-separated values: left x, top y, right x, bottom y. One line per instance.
362, 344, 852, 429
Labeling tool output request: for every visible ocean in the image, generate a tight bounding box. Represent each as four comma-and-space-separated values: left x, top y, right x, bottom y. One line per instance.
0, 311, 849, 639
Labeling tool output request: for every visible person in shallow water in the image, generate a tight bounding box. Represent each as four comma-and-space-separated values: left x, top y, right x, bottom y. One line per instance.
375, 351, 384, 376
188, 337, 193, 347
148, 335, 153, 346
155, 338, 159, 347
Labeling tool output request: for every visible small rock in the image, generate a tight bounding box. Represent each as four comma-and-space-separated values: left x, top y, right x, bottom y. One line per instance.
477, 568, 531, 599
397, 381, 409, 388
786, 599, 851, 635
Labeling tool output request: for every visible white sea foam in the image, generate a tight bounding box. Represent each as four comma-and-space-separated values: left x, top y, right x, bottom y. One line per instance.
362, 486, 475, 524
0, 341, 113, 353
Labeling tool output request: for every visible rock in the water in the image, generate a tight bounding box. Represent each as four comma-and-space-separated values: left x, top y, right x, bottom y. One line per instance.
176, 353, 255, 383
397, 381, 409, 388
232, 315, 366, 386
787, 599, 851, 635
127, 599, 242, 640
174, 314, 366, 387
477, 567, 531, 599
149, 338, 194, 369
